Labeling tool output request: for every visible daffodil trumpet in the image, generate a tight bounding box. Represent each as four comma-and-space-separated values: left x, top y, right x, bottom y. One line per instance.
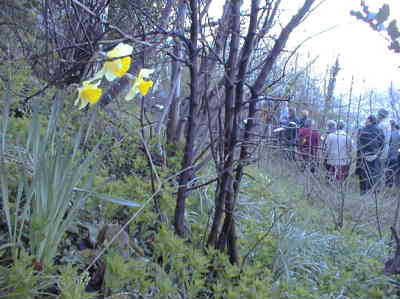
125, 68, 154, 101
75, 80, 103, 110
90, 43, 133, 82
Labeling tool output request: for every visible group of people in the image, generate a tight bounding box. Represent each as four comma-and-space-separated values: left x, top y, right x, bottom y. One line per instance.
277, 107, 400, 195
278, 108, 323, 170
356, 109, 400, 194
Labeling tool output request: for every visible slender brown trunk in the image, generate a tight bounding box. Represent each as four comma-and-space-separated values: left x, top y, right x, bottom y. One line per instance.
166, 0, 186, 144
217, 0, 260, 265
226, 0, 317, 261
223, 0, 260, 265
208, 0, 316, 265
174, 0, 199, 237
208, 0, 241, 249
210, 0, 260, 266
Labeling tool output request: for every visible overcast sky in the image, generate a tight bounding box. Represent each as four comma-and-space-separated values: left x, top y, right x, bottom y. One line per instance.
210, 0, 400, 95
289, 0, 400, 94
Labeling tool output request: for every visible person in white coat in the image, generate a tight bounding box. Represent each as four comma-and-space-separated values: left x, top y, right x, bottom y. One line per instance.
325, 120, 353, 181
377, 108, 390, 159
322, 120, 337, 171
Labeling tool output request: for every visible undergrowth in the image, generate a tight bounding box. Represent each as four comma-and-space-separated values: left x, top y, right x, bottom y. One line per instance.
1, 92, 399, 298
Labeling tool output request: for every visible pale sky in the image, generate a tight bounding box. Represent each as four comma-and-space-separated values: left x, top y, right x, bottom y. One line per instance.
289, 0, 400, 94
210, 0, 400, 94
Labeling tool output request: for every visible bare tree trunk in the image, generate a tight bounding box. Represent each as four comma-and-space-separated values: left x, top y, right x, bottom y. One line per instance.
207, 0, 316, 265
321, 56, 340, 126
174, 0, 199, 237
208, 0, 242, 249
218, 0, 260, 265
166, 0, 186, 144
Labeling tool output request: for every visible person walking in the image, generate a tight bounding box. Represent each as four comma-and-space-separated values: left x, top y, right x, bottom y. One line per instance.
356, 115, 385, 195
298, 119, 321, 172
325, 120, 353, 181
386, 120, 400, 187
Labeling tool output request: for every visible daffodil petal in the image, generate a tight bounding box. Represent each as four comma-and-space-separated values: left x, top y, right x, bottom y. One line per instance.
125, 85, 139, 101
138, 68, 154, 79
103, 56, 131, 81
118, 43, 133, 56
107, 43, 133, 58
77, 82, 103, 107
82, 79, 101, 87
104, 70, 118, 82
125, 71, 154, 100
138, 80, 153, 96
81, 88, 102, 104
116, 57, 131, 76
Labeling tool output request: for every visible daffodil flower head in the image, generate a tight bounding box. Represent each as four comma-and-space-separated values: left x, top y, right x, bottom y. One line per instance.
92, 43, 133, 82
138, 78, 154, 96
125, 68, 154, 101
75, 80, 102, 110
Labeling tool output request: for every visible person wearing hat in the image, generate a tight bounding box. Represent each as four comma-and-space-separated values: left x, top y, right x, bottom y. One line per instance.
386, 120, 400, 187
356, 115, 385, 195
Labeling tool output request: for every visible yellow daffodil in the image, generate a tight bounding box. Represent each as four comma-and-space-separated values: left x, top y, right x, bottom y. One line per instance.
75, 81, 102, 109
92, 43, 133, 82
138, 79, 154, 96
125, 68, 154, 101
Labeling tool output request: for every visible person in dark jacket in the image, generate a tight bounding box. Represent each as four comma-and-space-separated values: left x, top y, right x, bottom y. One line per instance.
386, 120, 400, 187
356, 115, 385, 195
277, 107, 298, 160
276, 119, 298, 160
287, 107, 299, 124
298, 109, 309, 128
